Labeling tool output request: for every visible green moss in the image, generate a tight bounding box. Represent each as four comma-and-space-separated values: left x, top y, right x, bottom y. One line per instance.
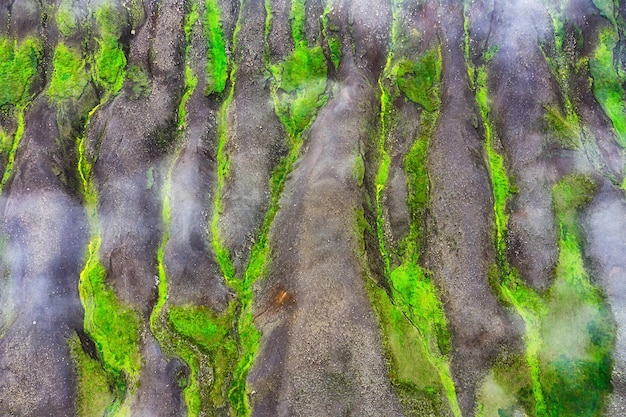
476, 355, 534, 417
77, 119, 142, 414
93, 5, 127, 96
178, 4, 199, 129
48, 43, 90, 102
552, 174, 596, 235
126, 65, 151, 99
80, 240, 142, 389
592, 0, 616, 23
391, 264, 450, 355
56, 0, 78, 37
544, 105, 582, 149
540, 176, 614, 415
354, 154, 365, 187
404, 106, 438, 255
290, 0, 306, 46
369, 14, 459, 412
164, 304, 238, 414
366, 278, 454, 417
397, 49, 441, 112
0, 111, 25, 192
204, 0, 228, 95
466, 6, 616, 417
169, 306, 232, 353
68, 333, 115, 417
124, 0, 145, 30
590, 28, 626, 147
321, 2, 341, 70
0, 37, 43, 108
270, 45, 328, 139
470, 52, 547, 416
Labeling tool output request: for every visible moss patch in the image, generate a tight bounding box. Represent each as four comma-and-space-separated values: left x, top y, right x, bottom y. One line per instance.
56, 0, 78, 37
270, 45, 328, 139
93, 5, 127, 96
397, 49, 441, 112
539, 174, 614, 416
48, 43, 90, 102
204, 0, 228, 95
68, 333, 115, 417
0, 37, 43, 108
126, 65, 151, 100
590, 28, 626, 147
367, 5, 458, 412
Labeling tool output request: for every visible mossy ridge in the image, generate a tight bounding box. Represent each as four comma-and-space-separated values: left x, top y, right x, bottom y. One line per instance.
0, 37, 43, 193
207, 1, 268, 414
79, 236, 143, 416
467, 29, 616, 414
467, 37, 548, 414
48, 43, 91, 102
218, 1, 330, 414
475, 354, 535, 417
65, 9, 141, 412
269, 0, 328, 142
178, 0, 200, 129
77, 130, 142, 415
364, 1, 459, 413
590, 27, 626, 148
56, 0, 78, 37
167, 305, 239, 410
146, 3, 238, 414
542, 5, 621, 184
539, 174, 615, 416
0, 37, 43, 109
205, 0, 331, 411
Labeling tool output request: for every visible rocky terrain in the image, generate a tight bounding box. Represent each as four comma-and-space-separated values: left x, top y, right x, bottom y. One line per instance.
0, 0, 625, 416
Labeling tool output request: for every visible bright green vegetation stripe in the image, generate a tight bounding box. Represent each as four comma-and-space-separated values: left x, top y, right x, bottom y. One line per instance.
542, 5, 618, 183
471, 49, 548, 415
147, 5, 212, 413
178, 2, 200, 129
208, 1, 249, 414
0, 36, 43, 193
468, 25, 615, 414
368, 4, 460, 411
167, 304, 238, 413
290, 0, 306, 47
204, 0, 228, 95
0, 111, 25, 192
210, 5, 238, 292
79, 236, 143, 416
224, 2, 329, 414
590, 27, 626, 148
269, 47, 328, 139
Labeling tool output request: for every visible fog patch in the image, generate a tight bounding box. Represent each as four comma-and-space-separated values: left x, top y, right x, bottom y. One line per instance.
0, 189, 85, 330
